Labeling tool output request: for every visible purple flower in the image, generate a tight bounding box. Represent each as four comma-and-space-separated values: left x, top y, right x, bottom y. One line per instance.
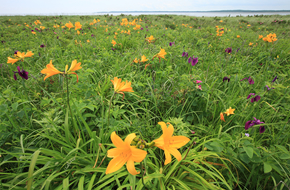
141, 28, 143, 30
247, 93, 261, 102
146, 29, 149, 31
13, 66, 29, 80
223, 76, 230, 82
251, 95, 261, 102
14, 50, 19, 55
169, 42, 174, 46
188, 56, 198, 66
272, 76, 277, 83
241, 76, 254, 85
111, 48, 116, 51
248, 77, 254, 84
182, 52, 188, 57
236, 48, 240, 52
40, 44, 46, 48
57, 36, 59, 39
245, 133, 250, 137
91, 34, 94, 37
265, 85, 274, 91
245, 117, 265, 133
225, 48, 232, 53
1, 40, 5, 43
247, 93, 255, 99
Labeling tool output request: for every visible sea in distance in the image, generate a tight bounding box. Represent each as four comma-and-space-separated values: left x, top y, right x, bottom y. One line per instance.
5, 10, 290, 17
95, 10, 290, 17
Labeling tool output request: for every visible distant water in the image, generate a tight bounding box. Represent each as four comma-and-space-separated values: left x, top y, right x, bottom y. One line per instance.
95, 11, 290, 17
2, 11, 290, 17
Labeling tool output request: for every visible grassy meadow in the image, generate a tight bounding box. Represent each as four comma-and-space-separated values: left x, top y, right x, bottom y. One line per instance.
0, 14, 290, 189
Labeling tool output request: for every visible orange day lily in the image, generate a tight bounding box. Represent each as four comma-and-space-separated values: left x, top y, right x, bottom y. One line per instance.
111, 40, 117, 46
152, 48, 167, 62
65, 21, 74, 30
16, 51, 34, 60
224, 107, 235, 116
75, 22, 82, 30
141, 55, 148, 63
220, 112, 225, 122
133, 58, 139, 63
7, 57, 19, 64
41, 60, 82, 82
106, 132, 147, 175
146, 35, 155, 43
111, 77, 134, 98
153, 122, 190, 165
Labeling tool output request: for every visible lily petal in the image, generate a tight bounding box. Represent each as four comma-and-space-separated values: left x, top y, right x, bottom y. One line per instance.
126, 159, 139, 175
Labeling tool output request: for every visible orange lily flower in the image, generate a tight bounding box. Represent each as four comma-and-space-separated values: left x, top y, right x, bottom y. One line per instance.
153, 122, 190, 165
16, 51, 34, 60
249, 42, 253, 46
41, 60, 82, 82
64, 60, 82, 82
237, 35, 240, 38
224, 107, 235, 116
106, 132, 147, 175
220, 112, 225, 122
65, 21, 74, 30
7, 57, 19, 64
133, 58, 139, 63
259, 35, 263, 39
41, 60, 63, 81
146, 35, 155, 43
141, 55, 148, 63
153, 48, 167, 62
111, 77, 134, 98
75, 22, 82, 30
111, 40, 117, 46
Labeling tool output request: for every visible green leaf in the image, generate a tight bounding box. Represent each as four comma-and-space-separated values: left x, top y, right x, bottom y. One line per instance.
0, 104, 8, 116
11, 102, 19, 111
264, 162, 272, 173
279, 153, 290, 160
243, 146, 253, 158
239, 153, 251, 164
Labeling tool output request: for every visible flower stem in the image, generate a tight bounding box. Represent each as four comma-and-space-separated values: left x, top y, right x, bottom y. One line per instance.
21, 77, 30, 101
107, 91, 116, 127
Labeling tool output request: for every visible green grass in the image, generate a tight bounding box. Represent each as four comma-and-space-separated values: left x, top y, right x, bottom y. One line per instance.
0, 14, 290, 189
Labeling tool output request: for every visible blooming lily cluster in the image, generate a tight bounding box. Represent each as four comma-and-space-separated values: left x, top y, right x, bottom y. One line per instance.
106, 122, 190, 175
7, 51, 34, 64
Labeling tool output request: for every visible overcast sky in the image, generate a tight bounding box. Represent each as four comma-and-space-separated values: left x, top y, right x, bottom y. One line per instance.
0, 0, 289, 15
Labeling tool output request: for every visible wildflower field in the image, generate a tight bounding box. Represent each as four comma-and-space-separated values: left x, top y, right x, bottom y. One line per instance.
0, 14, 290, 189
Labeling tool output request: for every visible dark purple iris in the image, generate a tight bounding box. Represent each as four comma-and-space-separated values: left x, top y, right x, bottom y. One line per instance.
40, 44, 46, 48
245, 117, 265, 133
169, 42, 174, 46
146, 29, 149, 31
223, 76, 230, 82
188, 56, 198, 66
241, 76, 254, 85
91, 34, 94, 37
14, 50, 19, 55
111, 48, 116, 51
236, 48, 240, 52
57, 36, 59, 39
13, 66, 29, 80
247, 93, 261, 102
1, 40, 5, 43
272, 76, 277, 83
182, 52, 188, 57
141, 28, 143, 30
225, 48, 232, 53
